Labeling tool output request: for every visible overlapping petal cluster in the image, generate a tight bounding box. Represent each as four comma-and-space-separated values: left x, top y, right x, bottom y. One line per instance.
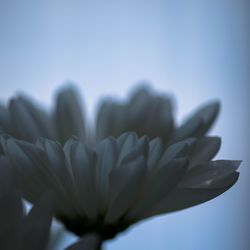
1, 132, 240, 239
0, 83, 241, 249
0, 84, 219, 145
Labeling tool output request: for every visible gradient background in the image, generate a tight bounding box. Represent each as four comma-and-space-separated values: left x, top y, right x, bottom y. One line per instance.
0, 0, 249, 249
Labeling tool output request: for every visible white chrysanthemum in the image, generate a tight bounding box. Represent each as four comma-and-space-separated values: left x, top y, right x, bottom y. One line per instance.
0, 157, 53, 250
2, 133, 240, 241
0, 84, 219, 145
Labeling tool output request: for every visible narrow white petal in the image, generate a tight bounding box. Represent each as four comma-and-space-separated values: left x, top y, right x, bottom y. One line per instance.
69, 141, 98, 220
157, 139, 194, 169
147, 138, 163, 170
117, 132, 138, 163
105, 156, 146, 223
188, 137, 221, 168
95, 137, 118, 211
128, 158, 188, 218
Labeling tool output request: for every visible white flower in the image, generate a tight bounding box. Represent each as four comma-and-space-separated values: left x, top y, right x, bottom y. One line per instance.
0, 84, 219, 145
2, 132, 240, 240
0, 157, 54, 250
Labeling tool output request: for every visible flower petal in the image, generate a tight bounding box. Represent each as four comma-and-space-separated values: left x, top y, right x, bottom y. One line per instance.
54, 86, 86, 144
173, 101, 220, 141
147, 138, 163, 171
106, 156, 147, 223
17, 96, 54, 139
6, 138, 75, 215
129, 88, 174, 143
157, 139, 195, 169
119, 135, 149, 165
0, 103, 12, 135
129, 158, 188, 219
69, 140, 98, 219
117, 132, 138, 163
143, 174, 238, 218
142, 167, 239, 218
188, 137, 221, 168
179, 160, 241, 188
9, 97, 46, 142
96, 100, 126, 140
95, 137, 118, 210
6, 138, 51, 200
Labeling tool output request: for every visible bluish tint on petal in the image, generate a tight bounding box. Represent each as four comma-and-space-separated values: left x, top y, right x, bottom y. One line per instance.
188, 136, 221, 169
1, 132, 240, 239
106, 155, 147, 223
173, 101, 220, 142
54, 86, 86, 144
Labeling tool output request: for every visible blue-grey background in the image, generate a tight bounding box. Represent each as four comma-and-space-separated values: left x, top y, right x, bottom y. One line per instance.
0, 0, 249, 249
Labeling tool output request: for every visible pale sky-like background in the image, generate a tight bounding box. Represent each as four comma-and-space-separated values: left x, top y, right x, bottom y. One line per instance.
0, 0, 249, 249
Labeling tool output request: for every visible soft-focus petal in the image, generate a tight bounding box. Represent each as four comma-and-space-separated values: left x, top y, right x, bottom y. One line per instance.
129, 158, 188, 219
173, 101, 220, 142
106, 156, 147, 223
147, 138, 163, 170
95, 137, 118, 210
188, 137, 221, 168
54, 86, 86, 144
96, 85, 175, 143
0, 103, 12, 135
9, 96, 52, 142
68, 141, 98, 219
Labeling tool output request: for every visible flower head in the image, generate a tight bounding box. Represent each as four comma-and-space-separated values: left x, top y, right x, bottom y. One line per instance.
0, 84, 219, 145
2, 133, 240, 239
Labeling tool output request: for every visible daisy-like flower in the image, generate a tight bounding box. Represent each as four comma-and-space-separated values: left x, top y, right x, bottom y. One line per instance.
2, 132, 240, 245
0, 84, 219, 145
0, 157, 54, 250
